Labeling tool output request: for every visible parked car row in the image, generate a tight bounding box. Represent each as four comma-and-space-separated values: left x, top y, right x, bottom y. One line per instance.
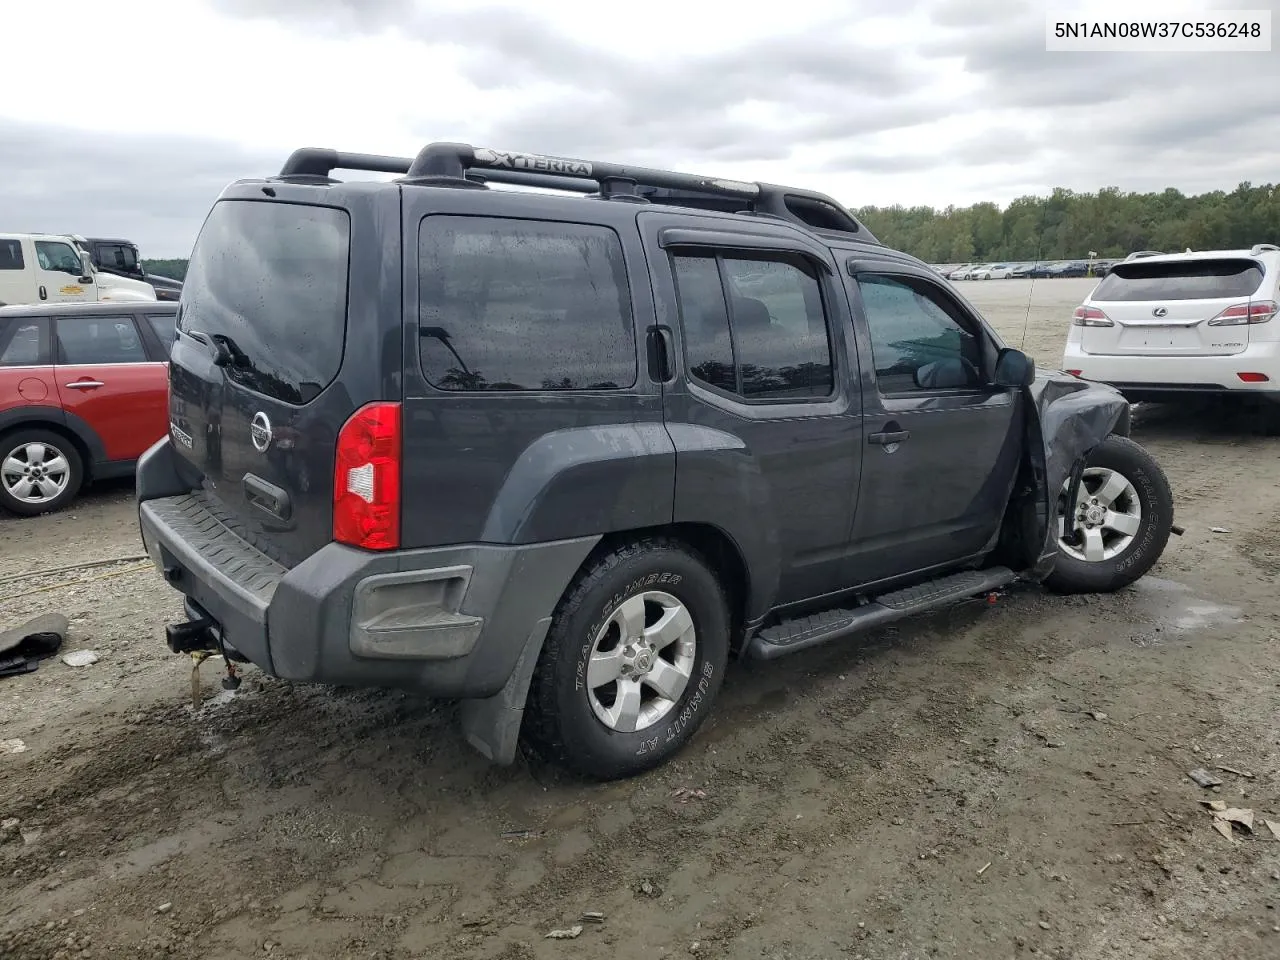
933, 259, 1120, 280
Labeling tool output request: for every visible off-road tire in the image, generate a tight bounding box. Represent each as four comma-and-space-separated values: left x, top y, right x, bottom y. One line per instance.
1045, 434, 1173, 594
521, 537, 730, 781
0, 428, 84, 517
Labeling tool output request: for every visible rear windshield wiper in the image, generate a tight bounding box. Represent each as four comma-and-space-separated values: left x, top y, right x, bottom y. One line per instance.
186, 329, 248, 368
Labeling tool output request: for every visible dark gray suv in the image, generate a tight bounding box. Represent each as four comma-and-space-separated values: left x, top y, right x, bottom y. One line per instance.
136, 143, 1176, 780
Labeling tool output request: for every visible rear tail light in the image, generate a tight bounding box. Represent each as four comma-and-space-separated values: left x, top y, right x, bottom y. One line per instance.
1071, 305, 1113, 326
1207, 300, 1278, 325
333, 402, 401, 550
1237, 372, 1270, 382
1065, 369, 1083, 377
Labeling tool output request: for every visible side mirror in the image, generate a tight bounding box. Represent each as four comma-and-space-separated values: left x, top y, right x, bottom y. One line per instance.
79, 252, 95, 283
994, 347, 1035, 387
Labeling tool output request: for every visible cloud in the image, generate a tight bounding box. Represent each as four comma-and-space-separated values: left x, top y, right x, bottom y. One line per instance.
1, 0, 1277, 256
0, 119, 273, 257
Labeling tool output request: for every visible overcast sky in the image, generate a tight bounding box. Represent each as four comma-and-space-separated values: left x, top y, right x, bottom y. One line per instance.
4, 0, 1276, 256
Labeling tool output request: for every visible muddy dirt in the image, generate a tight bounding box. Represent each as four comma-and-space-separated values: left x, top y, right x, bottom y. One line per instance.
2, 278, 1278, 960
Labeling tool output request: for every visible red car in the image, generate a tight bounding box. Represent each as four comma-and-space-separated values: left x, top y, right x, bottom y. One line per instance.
0, 301, 178, 515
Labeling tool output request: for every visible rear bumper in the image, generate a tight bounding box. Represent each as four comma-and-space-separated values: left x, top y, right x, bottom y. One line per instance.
137, 488, 598, 699
1062, 341, 1280, 403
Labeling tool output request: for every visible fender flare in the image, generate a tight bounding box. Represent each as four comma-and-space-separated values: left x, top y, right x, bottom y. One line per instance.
0, 405, 107, 466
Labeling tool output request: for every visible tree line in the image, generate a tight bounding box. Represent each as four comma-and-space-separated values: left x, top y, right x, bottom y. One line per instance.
854, 182, 1280, 264
140, 181, 1280, 278
142, 258, 188, 281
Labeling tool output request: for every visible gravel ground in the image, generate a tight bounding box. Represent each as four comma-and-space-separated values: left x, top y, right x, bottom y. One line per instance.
2, 278, 1278, 960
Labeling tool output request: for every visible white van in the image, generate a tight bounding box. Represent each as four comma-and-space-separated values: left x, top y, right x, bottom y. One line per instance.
0, 233, 157, 306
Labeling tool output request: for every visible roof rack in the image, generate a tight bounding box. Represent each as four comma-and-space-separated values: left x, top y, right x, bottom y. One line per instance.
276, 143, 876, 239
1251, 243, 1279, 255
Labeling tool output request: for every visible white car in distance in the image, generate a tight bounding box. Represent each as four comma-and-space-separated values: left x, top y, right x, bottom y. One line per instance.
969, 263, 1015, 280
1062, 244, 1280, 432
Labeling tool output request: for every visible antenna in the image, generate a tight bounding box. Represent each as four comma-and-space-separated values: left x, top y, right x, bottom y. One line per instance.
1019, 199, 1051, 351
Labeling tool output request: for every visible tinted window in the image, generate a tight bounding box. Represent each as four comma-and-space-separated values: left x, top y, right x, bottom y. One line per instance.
418, 216, 635, 391
671, 252, 834, 401
181, 200, 350, 405
0, 239, 23, 271
145, 313, 177, 353
722, 257, 833, 399
34, 241, 82, 274
97, 244, 136, 271
857, 274, 982, 394
1093, 259, 1265, 301
56, 316, 147, 364
0, 321, 41, 366
672, 254, 735, 393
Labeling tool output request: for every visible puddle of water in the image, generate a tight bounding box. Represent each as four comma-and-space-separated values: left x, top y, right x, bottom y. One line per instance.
1129, 577, 1243, 637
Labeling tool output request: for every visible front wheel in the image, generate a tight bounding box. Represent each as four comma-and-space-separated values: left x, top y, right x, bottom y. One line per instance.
1045, 434, 1173, 594
522, 537, 730, 780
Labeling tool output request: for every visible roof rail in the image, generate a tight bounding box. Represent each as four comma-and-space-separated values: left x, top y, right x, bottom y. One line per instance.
276, 143, 875, 239
1251, 243, 1279, 255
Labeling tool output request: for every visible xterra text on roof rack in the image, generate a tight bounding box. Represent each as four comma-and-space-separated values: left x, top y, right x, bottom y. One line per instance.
136, 142, 1177, 780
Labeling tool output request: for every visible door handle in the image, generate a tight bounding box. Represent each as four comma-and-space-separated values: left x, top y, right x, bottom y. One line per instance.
65, 380, 105, 389
646, 324, 675, 382
869, 429, 909, 445
39, 285, 47, 301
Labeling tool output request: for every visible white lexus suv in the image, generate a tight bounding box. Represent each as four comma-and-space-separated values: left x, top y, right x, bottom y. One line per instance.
1062, 244, 1280, 430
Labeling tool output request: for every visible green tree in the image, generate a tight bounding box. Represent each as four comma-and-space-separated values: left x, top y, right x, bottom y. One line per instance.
853, 181, 1280, 262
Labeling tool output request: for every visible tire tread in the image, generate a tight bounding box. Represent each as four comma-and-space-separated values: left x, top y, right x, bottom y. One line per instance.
521, 535, 727, 779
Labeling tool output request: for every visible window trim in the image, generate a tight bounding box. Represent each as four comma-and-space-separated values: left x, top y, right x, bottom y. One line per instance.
415, 213, 639, 394
53, 314, 151, 366
669, 246, 838, 406
853, 269, 998, 400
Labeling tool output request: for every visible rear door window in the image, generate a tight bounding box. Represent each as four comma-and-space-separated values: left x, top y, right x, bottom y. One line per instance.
417, 216, 636, 391
1093, 259, 1265, 301
55, 315, 148, 364
180, 200, 351, 405
0, 319, 43, 365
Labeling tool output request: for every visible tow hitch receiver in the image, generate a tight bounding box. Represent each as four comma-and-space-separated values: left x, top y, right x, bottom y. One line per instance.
165, 618, 218, 655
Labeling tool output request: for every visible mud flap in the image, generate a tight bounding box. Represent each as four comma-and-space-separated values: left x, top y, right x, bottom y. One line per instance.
457, 616, 551, 765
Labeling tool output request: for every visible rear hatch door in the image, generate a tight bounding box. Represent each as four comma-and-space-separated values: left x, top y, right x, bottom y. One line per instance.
1082, 257, 1264, 356
166, 197, 357, 566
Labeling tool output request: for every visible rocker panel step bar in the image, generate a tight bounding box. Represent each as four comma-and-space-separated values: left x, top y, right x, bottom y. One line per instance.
747, 567, 1017, 660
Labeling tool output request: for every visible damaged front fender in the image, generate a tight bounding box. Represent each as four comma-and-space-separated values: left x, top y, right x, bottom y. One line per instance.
1022, 372, 1134, 579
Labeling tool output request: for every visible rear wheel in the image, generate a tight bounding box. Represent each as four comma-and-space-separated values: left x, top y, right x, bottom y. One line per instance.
0, 429, 84, 516
522, 537, 730, 780
1045, 435, 1173, 594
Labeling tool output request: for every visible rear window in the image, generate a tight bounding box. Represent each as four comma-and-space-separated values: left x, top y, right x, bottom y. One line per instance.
180, 200, 350, 405
417, 216, 636, 391
1093, 259, 1264, 301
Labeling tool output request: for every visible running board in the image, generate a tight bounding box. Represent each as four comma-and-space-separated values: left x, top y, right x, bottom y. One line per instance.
746, 567, 1017, 661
